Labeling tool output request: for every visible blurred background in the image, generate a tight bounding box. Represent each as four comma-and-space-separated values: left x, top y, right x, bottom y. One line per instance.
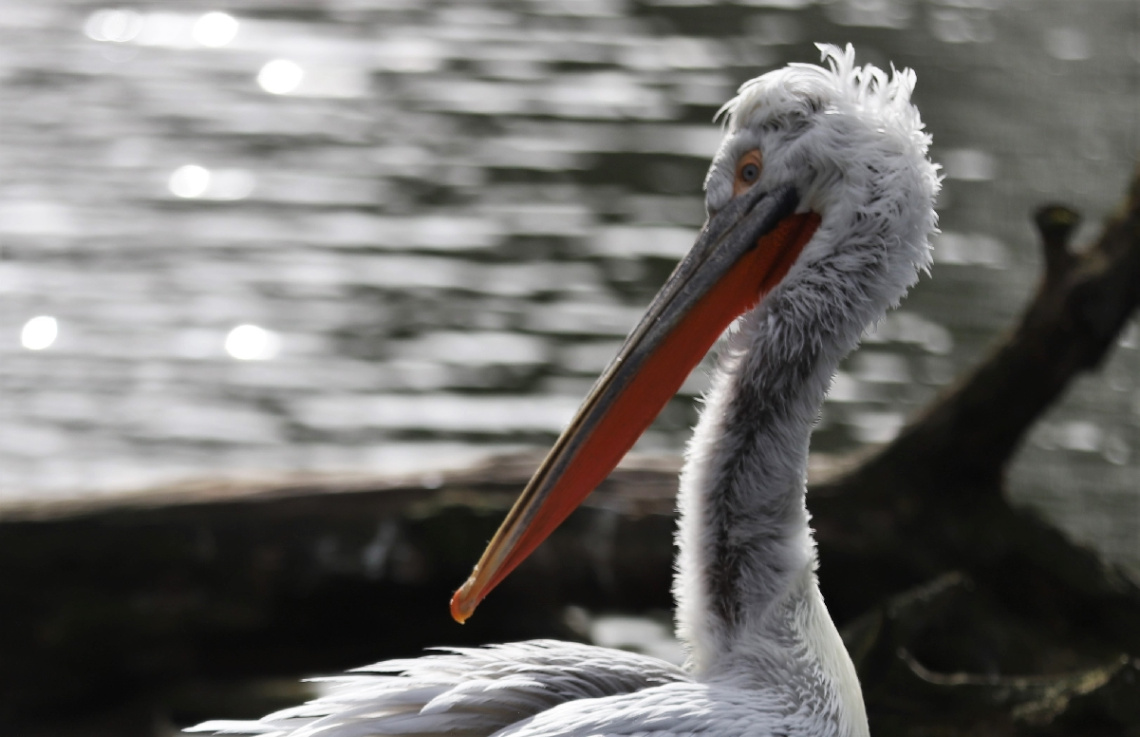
1, 1, 1138, 580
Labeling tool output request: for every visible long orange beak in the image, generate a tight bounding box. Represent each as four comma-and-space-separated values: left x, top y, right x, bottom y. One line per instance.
451, 185, 820, 623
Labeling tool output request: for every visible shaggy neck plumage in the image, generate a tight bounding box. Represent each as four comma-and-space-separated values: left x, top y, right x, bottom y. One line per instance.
673, 223, 887, 677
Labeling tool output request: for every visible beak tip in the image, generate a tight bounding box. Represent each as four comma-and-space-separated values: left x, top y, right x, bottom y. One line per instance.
450, 581, 477, 624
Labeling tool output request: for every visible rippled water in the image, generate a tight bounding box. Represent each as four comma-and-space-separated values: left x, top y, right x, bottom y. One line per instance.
0, 0, 1138, 570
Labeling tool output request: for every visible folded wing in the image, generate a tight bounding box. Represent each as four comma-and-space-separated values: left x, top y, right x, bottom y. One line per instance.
188, 640, 691, 737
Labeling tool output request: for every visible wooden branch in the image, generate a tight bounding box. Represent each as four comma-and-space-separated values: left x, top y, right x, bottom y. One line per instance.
1041, 657, 1140, 735
842, 571, 974, 673
841, 572, 1138, 734
809, 168, 1140, 660
832, 165, 1140, 494
893, 651, 1130, 727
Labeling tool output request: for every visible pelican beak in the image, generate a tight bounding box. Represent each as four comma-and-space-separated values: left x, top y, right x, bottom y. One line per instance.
451, 184, 819, 623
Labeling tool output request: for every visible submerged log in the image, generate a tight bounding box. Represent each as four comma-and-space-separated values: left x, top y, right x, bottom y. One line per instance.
0, 456, 679, 734
3, 169, 1139, 735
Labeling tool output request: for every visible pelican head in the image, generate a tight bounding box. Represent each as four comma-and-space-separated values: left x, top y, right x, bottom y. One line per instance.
705, 43, 940, 333
452, 44, 940, 624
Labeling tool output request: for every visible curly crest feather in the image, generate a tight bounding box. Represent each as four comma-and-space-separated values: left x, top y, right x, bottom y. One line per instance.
720, 44, 925, 144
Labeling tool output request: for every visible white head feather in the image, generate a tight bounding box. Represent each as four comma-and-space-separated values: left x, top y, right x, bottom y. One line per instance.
705, 43, 940, 321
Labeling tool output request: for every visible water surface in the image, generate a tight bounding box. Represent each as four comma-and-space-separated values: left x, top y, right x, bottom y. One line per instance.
0, 0, 1138, 572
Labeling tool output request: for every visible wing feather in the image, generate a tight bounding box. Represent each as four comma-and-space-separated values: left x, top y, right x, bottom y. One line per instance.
497, 681, 815, 737
186, 640, 690, 737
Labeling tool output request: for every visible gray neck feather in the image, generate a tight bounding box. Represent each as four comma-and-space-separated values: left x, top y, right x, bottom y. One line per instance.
674, 229, 885, 673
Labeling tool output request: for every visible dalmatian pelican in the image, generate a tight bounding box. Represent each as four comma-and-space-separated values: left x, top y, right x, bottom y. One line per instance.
192, 43, 940, 737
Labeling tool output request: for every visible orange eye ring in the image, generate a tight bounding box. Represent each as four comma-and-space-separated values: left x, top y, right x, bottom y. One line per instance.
733, 149, 764, 197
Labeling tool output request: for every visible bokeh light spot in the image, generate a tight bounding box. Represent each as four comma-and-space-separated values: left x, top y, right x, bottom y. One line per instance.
258, 59, 304, 95
225, 324, 280, 361
169, 165, 211, 198
21, 316, 58, 351
193, 12, 239, 47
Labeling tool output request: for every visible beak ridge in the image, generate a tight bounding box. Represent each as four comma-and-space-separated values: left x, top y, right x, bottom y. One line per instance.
451, 184, 815, 623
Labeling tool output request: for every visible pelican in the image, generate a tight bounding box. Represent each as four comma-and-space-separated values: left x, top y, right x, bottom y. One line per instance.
192, 44, 939, 737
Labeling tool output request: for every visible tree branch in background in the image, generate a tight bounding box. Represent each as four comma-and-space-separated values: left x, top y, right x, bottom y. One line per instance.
813, 164, 1140, 734
838, 166, 1140, 492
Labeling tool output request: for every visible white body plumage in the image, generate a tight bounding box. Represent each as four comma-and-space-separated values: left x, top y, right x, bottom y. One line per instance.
192, 44, 939, 737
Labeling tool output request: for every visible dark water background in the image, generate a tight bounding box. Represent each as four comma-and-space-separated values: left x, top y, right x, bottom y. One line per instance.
1, 0, 1138, 574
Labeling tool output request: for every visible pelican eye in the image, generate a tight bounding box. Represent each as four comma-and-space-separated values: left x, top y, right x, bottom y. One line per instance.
732, 149, 763, 196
